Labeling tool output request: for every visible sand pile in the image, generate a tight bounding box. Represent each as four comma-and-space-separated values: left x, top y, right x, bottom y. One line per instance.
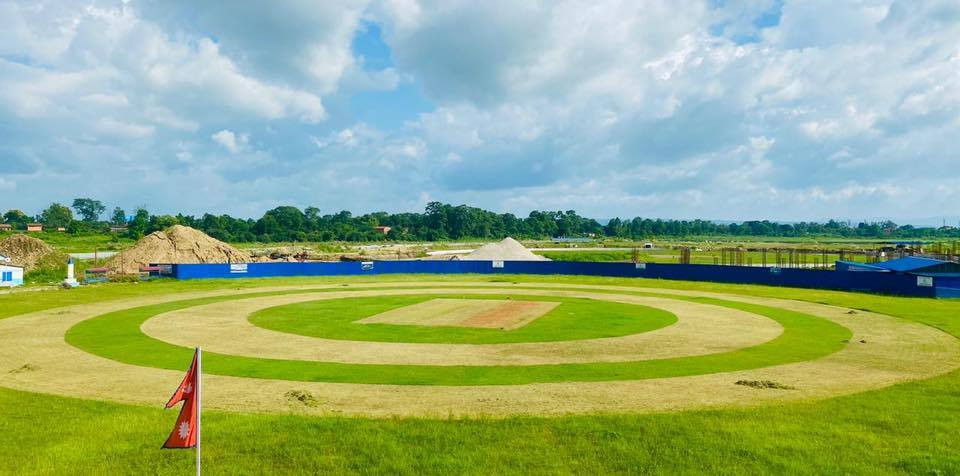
0, 234, 66, 271
462, 237, 550, 261
109, 225, 252, 273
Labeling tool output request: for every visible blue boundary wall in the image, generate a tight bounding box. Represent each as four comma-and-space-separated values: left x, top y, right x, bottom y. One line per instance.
166, 261, 952, 298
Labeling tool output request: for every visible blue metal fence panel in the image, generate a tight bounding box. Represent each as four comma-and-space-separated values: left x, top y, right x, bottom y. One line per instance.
935, 276, 960, 289
167, 260, 944, 297
936, 287, 960, 298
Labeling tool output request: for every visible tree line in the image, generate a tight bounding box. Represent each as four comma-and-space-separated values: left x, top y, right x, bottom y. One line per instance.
2, 199, 959, 242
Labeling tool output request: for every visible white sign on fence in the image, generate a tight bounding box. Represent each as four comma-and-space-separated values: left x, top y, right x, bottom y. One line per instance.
492, 260, 504, 268
229, 263, 248, 274
917, 276, 934, 287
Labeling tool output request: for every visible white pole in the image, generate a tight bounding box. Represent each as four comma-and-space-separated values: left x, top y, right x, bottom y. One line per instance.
196, 347, 202, 476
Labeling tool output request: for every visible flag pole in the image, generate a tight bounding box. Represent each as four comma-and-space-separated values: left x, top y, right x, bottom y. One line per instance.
196, 346, 202, 476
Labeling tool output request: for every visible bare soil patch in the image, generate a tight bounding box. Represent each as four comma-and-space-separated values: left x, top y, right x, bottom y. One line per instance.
460, 300, 557, 329
358, 298, 558, 330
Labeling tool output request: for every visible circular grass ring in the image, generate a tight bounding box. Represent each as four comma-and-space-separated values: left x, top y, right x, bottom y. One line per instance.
141, 290, 782, 366
247, 294, 677, 344
65, 287, 850, 386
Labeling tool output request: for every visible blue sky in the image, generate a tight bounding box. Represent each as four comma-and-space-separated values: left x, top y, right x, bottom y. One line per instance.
1, 0, 958, 222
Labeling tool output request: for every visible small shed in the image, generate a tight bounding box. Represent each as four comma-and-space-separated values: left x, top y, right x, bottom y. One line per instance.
26, 223, 42, 232
373, 226, 392, 235
0, 224, 12, 231
0, 263, 24, 287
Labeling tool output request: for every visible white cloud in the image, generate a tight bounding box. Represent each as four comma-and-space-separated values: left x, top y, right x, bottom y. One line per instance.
78, 93, 129, 108
144, 106, 199, 132
211, 130, 248, 153
137, 1, 369, 91
0, 177, 16, 191
1, 0, 958, 222
96, 117, 154, 138
359, 0, 960, 219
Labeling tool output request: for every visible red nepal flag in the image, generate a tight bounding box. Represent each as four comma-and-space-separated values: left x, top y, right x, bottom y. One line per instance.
162, 350, 199, 449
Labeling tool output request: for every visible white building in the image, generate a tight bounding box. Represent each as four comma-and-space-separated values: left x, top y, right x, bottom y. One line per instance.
0, 263, 24, 287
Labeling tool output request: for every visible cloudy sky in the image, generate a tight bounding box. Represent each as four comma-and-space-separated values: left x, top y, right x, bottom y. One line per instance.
1, 1, 958, 222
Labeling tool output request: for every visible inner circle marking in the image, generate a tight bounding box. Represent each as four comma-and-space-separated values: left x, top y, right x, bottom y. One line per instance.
140, 289, 782, 366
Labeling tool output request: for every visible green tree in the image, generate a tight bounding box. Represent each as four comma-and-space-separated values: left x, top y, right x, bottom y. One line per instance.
40, 203, 73, 228
424, 202, 450, 239
71, 198, 106, 222
3, 209, 29, 229
257, 206, 306, 241
66, 220, 94, 234
110, 207, 126, 225
255, 215, 280, 237
148, 215, 179, 233
304, 207, 321, 231
127, 208, 150, 239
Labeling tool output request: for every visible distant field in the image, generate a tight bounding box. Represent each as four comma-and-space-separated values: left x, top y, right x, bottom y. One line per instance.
537, 248, 869, 265
6, 231, 950, 262
0, 231, 133, 253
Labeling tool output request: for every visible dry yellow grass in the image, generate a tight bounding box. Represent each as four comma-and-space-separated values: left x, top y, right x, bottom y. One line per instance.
141, 290, 781, 365
1, 282, 958, 417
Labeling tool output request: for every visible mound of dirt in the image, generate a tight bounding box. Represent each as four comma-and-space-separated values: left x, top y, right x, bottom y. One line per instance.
0, 234, 66, 271
462, 237, 550, 261
109, 225, 252, 274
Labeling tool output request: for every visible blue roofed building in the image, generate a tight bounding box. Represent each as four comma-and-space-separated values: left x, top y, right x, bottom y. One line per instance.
873, 257, 960, 276
835, 261, 891, 273
836, 257, 960, 295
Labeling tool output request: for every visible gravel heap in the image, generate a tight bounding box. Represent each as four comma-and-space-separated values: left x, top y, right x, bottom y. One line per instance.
109, 225, 252, 274
461, 237, 550, 261
0, 234, 65, 271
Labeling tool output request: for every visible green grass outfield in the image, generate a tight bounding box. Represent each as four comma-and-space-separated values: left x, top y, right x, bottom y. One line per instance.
1, 275, 959, 474
64, 289, 846, 385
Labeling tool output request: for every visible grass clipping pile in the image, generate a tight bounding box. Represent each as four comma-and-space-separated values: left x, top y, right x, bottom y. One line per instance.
109, 225, 252, 274
0, 234, 66, 271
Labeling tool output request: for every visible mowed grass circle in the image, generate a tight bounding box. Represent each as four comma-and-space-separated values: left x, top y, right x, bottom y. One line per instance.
248, 294, 677, 344
64, 286, 852, 386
